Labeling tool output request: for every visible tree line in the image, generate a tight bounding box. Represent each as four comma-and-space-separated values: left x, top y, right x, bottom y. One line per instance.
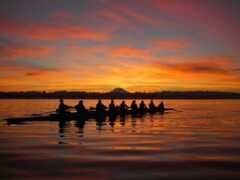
0, 91, 240, 99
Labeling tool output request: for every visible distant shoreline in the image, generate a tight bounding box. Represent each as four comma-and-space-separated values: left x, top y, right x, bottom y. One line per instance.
0, 98, 240, 100
0, 91, 240, 99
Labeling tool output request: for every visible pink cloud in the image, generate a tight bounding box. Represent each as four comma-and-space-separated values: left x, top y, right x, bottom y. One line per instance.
98, 11, 130, 26
119, 6, 161, 27
98, 1, 165, 28
151, 0, 240, 46
110, 46, 149, 59
50, 11, 76, 22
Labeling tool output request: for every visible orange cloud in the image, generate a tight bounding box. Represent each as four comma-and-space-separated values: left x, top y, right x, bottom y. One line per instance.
101, 38, 191, 60
0, 63, 58, 76
110, 46, 149, 59
69, 44, 110, 55
149, 56, 240, 81
0, 17, 111, 41
152, 39, 191, 51
0, 40, 238, 92
0, 45, 54, 59
1, 55, 239, 92
78, 56, 240, 92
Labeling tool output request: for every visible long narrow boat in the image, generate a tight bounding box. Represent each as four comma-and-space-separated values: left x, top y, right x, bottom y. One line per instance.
5, 108, 175, 124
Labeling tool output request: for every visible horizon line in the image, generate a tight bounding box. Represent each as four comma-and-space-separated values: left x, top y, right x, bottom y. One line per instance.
1, 90, 240, 94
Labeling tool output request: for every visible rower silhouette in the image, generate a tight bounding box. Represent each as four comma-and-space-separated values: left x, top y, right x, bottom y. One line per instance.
149, 99, 156, 113
119, 100, 128, 115
130, 100, 138, 115
108, 99, 117, 122
139, 100, 147, 114
109, 99, 116, 114
95, 100, 107, 124
75, 100, 87, 114
158, 101, 165, 113
57, 99, 71, 113
96, 99, 107, 113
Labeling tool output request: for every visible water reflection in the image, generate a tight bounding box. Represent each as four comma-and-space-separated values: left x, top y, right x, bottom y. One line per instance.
120, 116, 126, 127
109, 115, 117, 128
75, 119, 85, 137
96, 116, 107, 131
131, 116, 137, 133
56, 113, 153, 144
58, 119, 68, 144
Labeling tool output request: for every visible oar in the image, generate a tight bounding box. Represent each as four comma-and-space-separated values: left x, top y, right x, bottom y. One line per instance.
30, 110, 56, 116
164, 108, 182, 112
89, 106, 109, 110
30, 107, 76, 116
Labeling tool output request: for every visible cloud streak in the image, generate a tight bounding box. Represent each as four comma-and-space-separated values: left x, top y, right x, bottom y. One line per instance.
0, 44, 54, 59
0, 17, 111, 41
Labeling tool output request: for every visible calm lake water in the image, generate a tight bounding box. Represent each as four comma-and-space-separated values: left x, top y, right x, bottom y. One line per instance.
0, 99, 240, 179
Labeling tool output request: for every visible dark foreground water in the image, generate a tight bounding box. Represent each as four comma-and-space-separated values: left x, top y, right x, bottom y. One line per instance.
0, 99, 240, 180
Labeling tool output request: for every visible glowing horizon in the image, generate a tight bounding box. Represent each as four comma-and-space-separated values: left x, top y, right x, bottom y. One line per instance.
0, 0, 239, 92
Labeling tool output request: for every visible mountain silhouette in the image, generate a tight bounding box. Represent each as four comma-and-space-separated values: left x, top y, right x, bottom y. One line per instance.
110, 88, 129, 94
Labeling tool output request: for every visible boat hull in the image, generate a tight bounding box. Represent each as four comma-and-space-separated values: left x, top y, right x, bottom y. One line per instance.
5, 108, 174, 124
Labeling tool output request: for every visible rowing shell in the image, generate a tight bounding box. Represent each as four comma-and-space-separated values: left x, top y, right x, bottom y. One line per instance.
5, 108, 174, 124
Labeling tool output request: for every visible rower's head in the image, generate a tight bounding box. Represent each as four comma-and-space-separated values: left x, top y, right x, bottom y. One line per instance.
132, 100, 136, 103
98, 99, 102, 104
121, 100, 125, 104
60, 99, 64, 104
150, 99, 154, 103
141, 100, 144, 104
79, 100, 83, 104
111, 99, 114, 104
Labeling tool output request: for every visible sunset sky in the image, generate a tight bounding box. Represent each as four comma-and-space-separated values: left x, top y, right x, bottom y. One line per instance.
0, 0, 239, 92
